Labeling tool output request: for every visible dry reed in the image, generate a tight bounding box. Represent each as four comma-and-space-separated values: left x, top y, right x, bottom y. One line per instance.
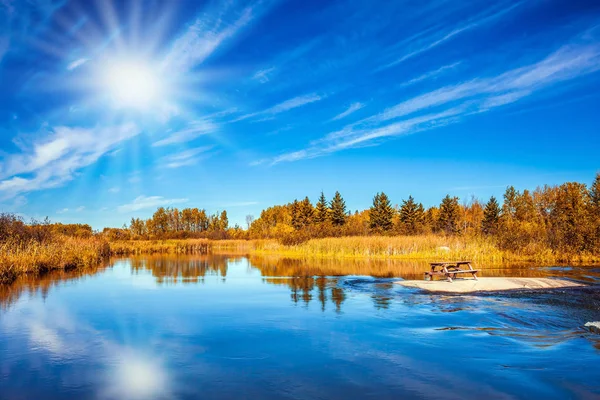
0, 236, 109, 284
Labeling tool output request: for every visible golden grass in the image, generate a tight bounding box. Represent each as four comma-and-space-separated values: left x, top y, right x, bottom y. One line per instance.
246, 236, 600, 263
2, 234, 597, 286
108, 238, 267, 255
106, 236, 600, 263
109, 239, 212, 255
248, 235, 506, 262
0, 236, 110, 284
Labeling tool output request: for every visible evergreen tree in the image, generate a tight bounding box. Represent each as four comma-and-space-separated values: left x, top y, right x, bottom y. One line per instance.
330, 191, 347, 226
590, 173, 600, 217
297, 197, 314, 228
481, 196, 501, 235
399, 195, 424, 234
369, 192, 394, 231
314, 191, 329, 224
437, 195, 460, 234
290, 200, 300, 230
219, 210, 229, 230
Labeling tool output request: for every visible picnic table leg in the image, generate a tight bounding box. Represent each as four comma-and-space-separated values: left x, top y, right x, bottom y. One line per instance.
442, 265, 453, 283
468, 263, 478, 280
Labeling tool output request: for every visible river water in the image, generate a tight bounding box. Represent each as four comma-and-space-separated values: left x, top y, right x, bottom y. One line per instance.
1, 255, 599, 399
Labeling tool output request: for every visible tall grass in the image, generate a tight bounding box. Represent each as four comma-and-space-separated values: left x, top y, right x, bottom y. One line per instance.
109, 239, 212, 255
248, 235, 504, 261
0, 236, 110, 284
106, 235, 600, 263
2, 234, 597, 286
108, 239, 267, 255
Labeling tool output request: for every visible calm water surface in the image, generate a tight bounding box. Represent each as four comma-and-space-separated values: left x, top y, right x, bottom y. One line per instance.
1, 255, 599, 399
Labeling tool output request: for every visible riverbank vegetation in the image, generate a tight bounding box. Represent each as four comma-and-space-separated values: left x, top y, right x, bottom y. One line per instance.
1, 173, 599, 283
114, 173, 600, 261
0, 214, 109, 284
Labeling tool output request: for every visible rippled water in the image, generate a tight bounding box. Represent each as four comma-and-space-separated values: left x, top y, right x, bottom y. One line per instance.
1, 255, 599, 399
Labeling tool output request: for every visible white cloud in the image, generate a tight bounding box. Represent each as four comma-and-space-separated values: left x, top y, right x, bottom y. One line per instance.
399, 62, 461, 87
56, 206, 85, 214
0, 123, 140, 199
163, 4, 257, 73
252, 67, 275, 83
374, 41, 600, 123
152, 120, 217, 147
108, 186, 120, 193
330, 102, 365, 121
266, 37, 600, 164
379, 3, 523, 70
160, 146, 213, 169
118, 195, 188, 213
66, 57, 89, 70
233, 93, 323, 122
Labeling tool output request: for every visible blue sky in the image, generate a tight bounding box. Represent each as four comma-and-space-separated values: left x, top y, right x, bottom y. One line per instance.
0, 0, 599, 229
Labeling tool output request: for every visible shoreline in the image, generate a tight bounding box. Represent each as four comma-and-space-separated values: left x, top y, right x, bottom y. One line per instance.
2, 236, 600, 285
396, 277, 587, 293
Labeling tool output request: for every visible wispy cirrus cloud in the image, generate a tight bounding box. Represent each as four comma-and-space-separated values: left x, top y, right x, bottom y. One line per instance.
252, 67, 275, 83
330, 102, 365, 121
232, 93, 324, 122
399, 62, 461, 87
56, 206, 85, 214
117, 195, 188, 213
66, 57, 88, 70
265, 36, 600, 165
152, 120, 217, 147
0, 123, 140, 199
378, 2, 523, 70
160, 146, 214, 169
163, 2, 271, 73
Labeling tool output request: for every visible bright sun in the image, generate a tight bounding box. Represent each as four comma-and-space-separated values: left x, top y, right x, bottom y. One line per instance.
103, 59, 163, 110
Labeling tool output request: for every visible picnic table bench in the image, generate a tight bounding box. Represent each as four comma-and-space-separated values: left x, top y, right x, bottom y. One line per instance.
424, 261, 479, 283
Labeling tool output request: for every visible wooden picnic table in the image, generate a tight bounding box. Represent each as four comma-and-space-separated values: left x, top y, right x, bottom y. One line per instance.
424, 261, 479, 283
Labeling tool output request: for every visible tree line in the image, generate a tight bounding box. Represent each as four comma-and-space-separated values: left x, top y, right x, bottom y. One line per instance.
15, 173, 596, 258
246, 173, 600, 255
102, 207, 237, 240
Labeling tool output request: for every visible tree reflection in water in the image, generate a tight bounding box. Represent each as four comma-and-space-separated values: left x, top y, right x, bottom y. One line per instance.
2, 253, 599, 314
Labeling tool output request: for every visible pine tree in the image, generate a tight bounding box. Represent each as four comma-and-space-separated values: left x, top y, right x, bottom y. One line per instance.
314, 191, 329, 224
481, 196, 501, 235
437, 195, 460, 234
330, 191, 347, 226
297, 197, 314, 228
369, 192, 394, 231
290, 200, 301, 230
219, 210, 229, 230
399, 195, 424, 234
590, 173, 600, 217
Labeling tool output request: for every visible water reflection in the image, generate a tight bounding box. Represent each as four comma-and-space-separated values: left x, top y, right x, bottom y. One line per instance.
1, 255, 600, 399
3, 254, 599, 314
0, 264, 107, 311
129, 254, 234, 284
265, 276, 346, 311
